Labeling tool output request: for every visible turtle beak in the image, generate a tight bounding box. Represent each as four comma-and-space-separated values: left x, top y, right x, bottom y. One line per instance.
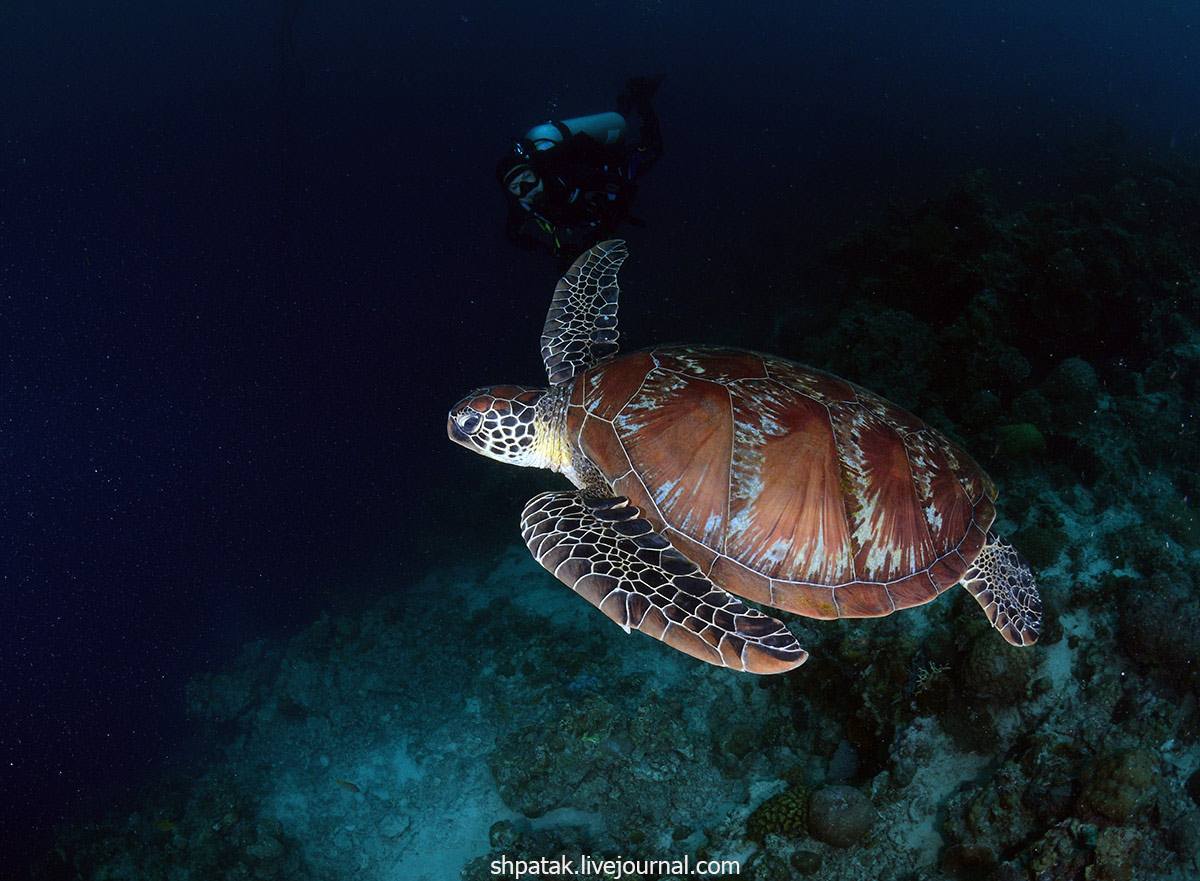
447, 414, 469, 444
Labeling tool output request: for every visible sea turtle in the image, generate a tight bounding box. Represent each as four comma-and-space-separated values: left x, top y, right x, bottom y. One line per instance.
448, 241, 1041, 674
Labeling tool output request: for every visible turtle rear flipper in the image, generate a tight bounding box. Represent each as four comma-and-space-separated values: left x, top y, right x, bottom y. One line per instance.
961, 531, 1043, 646
521, 491, 807, 674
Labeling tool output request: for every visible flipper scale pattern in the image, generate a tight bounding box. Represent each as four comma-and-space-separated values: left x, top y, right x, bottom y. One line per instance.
541, 240, 627, 386
520, 491, 808, 673
961, 530, 1043, 646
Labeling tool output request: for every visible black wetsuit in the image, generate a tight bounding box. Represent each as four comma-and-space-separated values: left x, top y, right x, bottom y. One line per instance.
500, 76, 664, 259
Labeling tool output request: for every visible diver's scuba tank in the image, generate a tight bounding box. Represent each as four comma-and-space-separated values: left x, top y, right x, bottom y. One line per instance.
522, 111, 626, 151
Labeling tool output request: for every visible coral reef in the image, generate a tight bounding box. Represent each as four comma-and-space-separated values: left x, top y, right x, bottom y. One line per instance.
805, 786, 876, 848
34, 779, 307, 881
746, 785, 812, 842
1079, 749, 1160, 824
1118, 574, 1200, 696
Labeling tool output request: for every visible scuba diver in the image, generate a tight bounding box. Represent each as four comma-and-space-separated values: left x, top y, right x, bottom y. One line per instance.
496, 75, 664, 259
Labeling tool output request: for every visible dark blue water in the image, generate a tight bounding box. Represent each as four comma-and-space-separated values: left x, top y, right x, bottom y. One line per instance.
2, 0, 1196, 873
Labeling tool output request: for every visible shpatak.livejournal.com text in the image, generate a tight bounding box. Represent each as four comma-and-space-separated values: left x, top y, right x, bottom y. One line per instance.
490, 854, 742, 878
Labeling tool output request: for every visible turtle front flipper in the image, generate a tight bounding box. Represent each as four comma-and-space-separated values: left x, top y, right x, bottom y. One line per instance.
520, 491, 807, 674
541, 240, 626, 386
961, 531, 1043, 646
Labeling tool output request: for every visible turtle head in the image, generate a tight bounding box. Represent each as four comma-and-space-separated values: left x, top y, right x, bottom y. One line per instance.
447, 385, 549, 468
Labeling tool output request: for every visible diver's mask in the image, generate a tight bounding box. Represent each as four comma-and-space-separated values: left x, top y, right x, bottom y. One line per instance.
503, 165, 542, 200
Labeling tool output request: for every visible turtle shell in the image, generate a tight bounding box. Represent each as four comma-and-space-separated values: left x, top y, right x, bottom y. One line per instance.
566, 344, 997, 620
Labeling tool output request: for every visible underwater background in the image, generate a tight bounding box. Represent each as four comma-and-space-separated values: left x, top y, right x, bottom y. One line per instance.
3, 0, 1199, 878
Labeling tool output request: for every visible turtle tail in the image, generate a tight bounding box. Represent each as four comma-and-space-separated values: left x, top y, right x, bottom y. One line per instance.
960, 531, 1042, 646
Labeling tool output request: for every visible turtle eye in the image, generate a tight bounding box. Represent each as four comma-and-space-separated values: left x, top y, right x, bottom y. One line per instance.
457, 411, 483, 434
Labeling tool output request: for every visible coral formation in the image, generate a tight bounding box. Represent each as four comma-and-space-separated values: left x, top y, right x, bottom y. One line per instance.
805, 785, 876, 848
1118, 574, 1200, 696
961, 631, 1038, 702
1038, 357, 1100, 433
746, 785, 812, 842
746, 784, 875, 849
1079, 749, 1160, 824
997, 422, 1047, 458
941, 843, 998, 879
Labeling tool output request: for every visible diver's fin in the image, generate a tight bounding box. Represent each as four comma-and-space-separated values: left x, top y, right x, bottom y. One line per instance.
618, 74, 665, 116
625, 74, 665, 100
